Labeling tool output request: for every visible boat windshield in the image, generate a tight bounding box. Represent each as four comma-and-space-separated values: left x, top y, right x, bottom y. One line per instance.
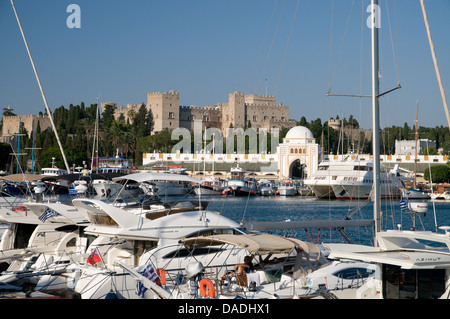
184, 227, 246, 239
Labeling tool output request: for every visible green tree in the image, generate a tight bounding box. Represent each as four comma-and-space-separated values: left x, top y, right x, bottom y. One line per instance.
101, 104, 115, 130
2, 107, 16, 117
424, 164, 450, 183
420, 146, 438, 155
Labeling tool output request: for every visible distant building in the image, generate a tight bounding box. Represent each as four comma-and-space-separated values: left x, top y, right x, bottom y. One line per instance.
1, 114, 52, 143
105, 90, 297, 135
395, 139, 436, 155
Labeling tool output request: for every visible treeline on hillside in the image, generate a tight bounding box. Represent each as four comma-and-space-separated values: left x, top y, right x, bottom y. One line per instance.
1, 104, 450, 173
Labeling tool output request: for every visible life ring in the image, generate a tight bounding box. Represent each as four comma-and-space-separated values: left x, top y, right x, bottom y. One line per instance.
13, 206, 26, 212
156, 268, 166, 286
199, 279, 216, 298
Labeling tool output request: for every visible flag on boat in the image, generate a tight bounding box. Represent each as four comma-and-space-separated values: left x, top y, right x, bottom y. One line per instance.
135, 262, 160, 297
86, 248, 102, 265
68, 187, 78, 195
399, 196, 408, 213
38, 208, 55, 222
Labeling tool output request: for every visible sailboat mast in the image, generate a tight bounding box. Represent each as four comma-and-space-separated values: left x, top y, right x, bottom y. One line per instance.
420, 0, 450, 131
371, 0, 382, 240
414, 100, 419, 188
10, 0, 71, 173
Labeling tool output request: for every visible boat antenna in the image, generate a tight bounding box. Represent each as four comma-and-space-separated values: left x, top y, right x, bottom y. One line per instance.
10, 0, 71, 173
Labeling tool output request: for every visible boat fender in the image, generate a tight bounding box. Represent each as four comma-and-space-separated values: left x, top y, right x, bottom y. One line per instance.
199, 279, 216, 298
13, 206, 26, 212
156, 268, 166, 286
105, 290, 118, 299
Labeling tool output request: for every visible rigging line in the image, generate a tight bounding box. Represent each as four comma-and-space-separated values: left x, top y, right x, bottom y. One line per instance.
328, 0, 356, 94
385, 0, 400, 85
359, 0, 365, 149
10, 0, 70, 173
258, 0, 287, 94
275, 0, 301, 95
247, 0, 280, 93
394, 0, 400, 82
326, 0, 335, 92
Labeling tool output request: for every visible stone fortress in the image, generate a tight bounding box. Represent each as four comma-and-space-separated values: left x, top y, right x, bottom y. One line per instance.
102, 90, 297, 135
1, 113, 52, 143
1, 90, 296, 143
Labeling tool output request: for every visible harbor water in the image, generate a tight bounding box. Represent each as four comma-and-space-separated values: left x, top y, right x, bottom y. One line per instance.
184, 194, 450, 246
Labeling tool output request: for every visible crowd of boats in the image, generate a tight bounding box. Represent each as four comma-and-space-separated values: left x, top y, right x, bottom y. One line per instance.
0, 165, 376, 300
0, 155, 449, 300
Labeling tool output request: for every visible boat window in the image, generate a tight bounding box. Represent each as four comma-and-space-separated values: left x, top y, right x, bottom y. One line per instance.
382, 264, 445, 299
318, 166, 329, 171
66, 238, 77, 247
353, 165, 371, 171
414, 239, 449, 250
185, 228, 243, 238
86, 213, 118, 226
162, 247, 225, 259
333, 267, 374, 280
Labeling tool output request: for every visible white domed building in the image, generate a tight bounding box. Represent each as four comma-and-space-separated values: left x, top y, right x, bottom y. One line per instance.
277, 126, 321, 179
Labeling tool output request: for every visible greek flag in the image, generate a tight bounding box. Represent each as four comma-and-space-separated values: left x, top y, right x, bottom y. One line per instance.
68, 188, 78, 195
135, 262, 159, 297
39, 208, 55, 222
399, 196, 408, 213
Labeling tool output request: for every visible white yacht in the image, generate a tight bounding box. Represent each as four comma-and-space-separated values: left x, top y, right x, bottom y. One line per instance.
321, 0, 450, 300
32, 198, 247, 299
304, 156, 405, 200
193, 177, 223, 196
324, 227, 450, 299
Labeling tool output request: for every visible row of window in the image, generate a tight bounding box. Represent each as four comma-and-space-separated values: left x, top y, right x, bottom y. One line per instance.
290, 148, 307, 154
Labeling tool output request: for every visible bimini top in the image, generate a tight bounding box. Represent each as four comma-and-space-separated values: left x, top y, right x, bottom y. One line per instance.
112, 172, 201, 184
181, 233, 304, 255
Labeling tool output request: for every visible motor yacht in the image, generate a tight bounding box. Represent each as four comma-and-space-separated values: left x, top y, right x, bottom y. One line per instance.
304, 156, 406, 200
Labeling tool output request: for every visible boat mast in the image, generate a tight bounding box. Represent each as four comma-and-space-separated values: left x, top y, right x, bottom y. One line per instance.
10, 0, 71, 173
414, 100, 419, 189
370, 0, 382, 241
420, 0, 450, 131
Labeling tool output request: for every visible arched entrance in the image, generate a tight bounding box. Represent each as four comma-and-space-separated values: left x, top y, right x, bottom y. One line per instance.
289, 159, 307, 179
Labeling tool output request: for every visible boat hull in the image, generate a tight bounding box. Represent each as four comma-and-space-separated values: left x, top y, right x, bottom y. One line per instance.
278, 187, 297, 196
308, 184, 336, 199
332, 183, 401, 200
260, 188, 275, 196
194, 186, 222, 196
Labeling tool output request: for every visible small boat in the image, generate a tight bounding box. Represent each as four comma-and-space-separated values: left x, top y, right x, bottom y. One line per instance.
40, 165, 70, 194
277, 180, 297, 196
194, 177, 223, 196
222, 165, 257, 196
259, 181, 275, 196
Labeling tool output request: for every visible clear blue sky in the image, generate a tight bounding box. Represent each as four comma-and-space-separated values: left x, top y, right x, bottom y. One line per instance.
1, 0, 449, 130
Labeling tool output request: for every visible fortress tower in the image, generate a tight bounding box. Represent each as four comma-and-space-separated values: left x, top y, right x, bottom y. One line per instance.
220, 91, 246, 135
147, 90, 180, 133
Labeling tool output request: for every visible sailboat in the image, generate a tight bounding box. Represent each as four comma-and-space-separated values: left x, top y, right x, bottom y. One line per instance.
323, 0, 450, 299
401, 101, 431, 201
